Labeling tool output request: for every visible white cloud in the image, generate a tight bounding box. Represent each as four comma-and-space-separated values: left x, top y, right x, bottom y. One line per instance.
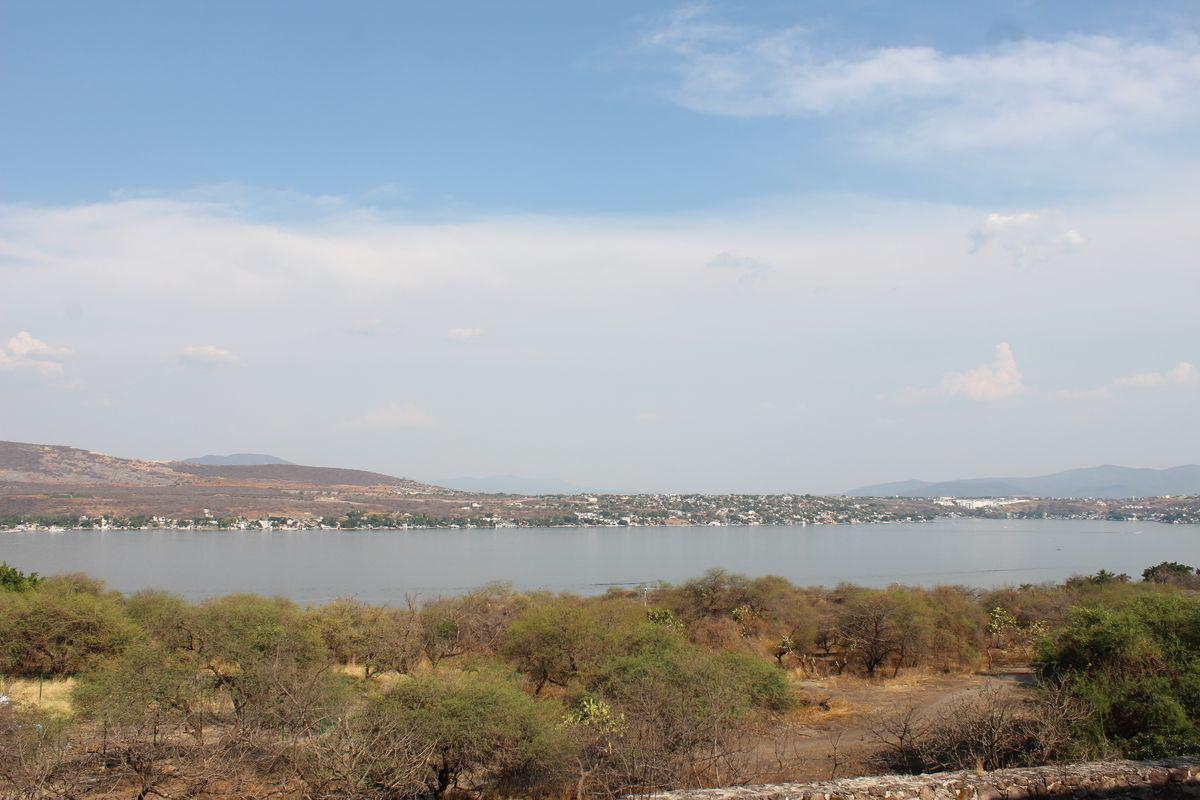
0, 191, 993, 344
902, 342, 1026, 401
969, 212, 1084, 266
446, 327, 485, 343
4, 330, 71, 359
635, 410, 660, 422
0, 331, 72, 379
642, 8, 1200, 155
939, 342, 1026, 400
1168, 362, 1200, 385
1062, 360, 1200, 398
707, 251, 772, 282
179, 344, 241, 366
339, 402, 433, 432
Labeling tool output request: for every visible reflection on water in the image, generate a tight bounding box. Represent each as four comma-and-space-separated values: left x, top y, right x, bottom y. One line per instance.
1, 518, 1196, 603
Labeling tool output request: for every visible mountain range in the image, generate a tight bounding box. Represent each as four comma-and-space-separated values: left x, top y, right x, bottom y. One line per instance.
848, 464, 1200, 499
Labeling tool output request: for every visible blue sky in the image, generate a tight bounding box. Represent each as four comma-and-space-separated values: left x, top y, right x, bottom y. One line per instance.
2, 1, 1199, 491
5, 0, 1194, 211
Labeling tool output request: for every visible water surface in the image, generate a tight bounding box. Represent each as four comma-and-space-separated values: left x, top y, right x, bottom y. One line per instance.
1, 518, 1195, 603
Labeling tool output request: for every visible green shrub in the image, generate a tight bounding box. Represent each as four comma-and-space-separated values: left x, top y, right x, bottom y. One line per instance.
125, 589, 195, 651
504, 595, 644, 693
72, 641, 210, 737
0, 562, 41, 592
715, 651, 795, 713
356, 668, 575, 799
1038, 594, 1200, 757
0, 577, 132, 677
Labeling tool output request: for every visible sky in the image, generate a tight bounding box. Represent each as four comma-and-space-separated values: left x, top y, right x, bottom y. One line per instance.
1, 0, 1199, 493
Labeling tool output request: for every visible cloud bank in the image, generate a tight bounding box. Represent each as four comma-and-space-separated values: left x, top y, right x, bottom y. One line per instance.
643, 8, 1200, 156
1, 186, 1198, 490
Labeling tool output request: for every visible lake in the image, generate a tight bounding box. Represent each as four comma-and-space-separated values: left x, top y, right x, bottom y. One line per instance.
1, 518, 1196, 603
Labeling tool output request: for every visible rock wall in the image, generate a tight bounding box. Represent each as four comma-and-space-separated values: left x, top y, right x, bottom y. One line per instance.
643, 757, 1200, 800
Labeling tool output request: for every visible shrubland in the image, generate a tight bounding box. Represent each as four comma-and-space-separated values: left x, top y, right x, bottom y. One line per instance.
0, 560, 1197, 798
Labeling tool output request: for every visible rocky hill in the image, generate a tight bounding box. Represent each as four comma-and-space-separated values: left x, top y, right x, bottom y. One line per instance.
0, 440, 435, 492
0, 440, 462, 520
0, 441, 188, 487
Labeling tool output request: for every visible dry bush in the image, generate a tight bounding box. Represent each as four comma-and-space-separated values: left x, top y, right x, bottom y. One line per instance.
289, 716, 435, 800
868, 683, 1093, 774
571, 687, 759, 799
0, 705, 93, 799
688, 616, 754, 653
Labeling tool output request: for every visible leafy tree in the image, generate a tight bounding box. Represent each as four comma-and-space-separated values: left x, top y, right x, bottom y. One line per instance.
581, 625, 792, 793
1142, 561, 1199, 588
312, 597, 423, 678
190, 594, 342, 731
0, 576, 132, 676
505, 596, 607, 693
73, 641, 211, 740
357, 668, 575, 798
125, 589, 195, 651
836, 590, 900, 676
0, 562, 41, 592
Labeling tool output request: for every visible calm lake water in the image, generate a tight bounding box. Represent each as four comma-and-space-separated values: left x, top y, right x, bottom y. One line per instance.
1, 518, 1196, 603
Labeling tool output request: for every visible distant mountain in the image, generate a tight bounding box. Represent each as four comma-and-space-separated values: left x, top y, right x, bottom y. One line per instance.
184, 453, 294, 466
848, 464, 1200, 499
433, 474, 586, 495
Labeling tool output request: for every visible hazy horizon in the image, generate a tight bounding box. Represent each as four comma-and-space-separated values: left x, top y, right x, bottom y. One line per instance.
3, 1, 1199, 493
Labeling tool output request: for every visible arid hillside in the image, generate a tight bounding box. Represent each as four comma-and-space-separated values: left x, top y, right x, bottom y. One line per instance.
0, 441, 190, 487
0, 440, 436, 491
0, 440, 471, 520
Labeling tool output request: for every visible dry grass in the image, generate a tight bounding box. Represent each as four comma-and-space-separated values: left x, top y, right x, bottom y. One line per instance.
786, 670, 984, 726
2, 676, 76, 715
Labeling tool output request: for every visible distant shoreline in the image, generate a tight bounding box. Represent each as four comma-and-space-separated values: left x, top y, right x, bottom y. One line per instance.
2, 513, 1195, 534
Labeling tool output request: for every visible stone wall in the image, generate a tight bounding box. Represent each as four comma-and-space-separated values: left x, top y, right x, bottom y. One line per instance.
642, 757, 1200, 800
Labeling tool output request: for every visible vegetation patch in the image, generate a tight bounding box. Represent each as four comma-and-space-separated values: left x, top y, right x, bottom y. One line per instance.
0, 561, 1197, 798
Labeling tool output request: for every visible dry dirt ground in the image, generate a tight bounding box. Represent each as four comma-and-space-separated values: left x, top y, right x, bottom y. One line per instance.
3, 670, 1035, 790
747, 670, 1037, 783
